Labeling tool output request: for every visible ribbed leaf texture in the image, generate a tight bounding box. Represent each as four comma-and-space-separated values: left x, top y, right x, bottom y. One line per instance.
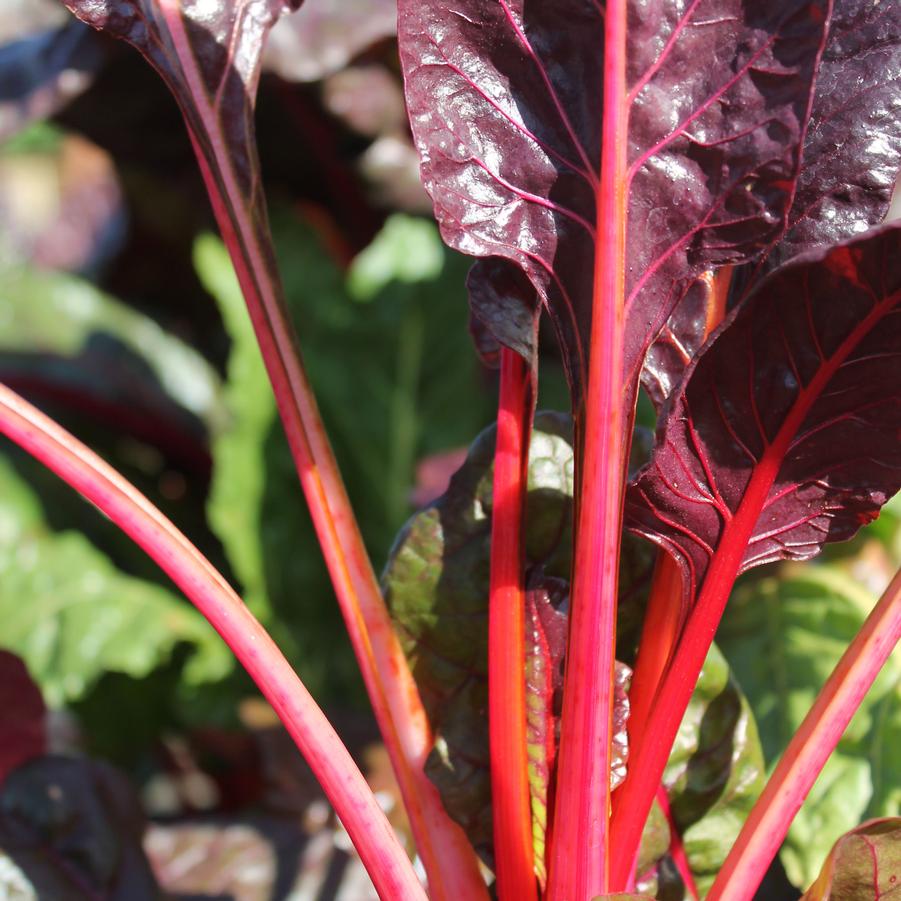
399, 0, 829, 406
628, 225, 901, 605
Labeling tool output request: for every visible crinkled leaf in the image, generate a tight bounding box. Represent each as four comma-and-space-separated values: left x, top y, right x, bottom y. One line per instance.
628, 225, 901, 608
264, 0, 395, 83
0, 653, 44, 788
643, 2, 901, 407
764, 1, 901, 274
399, 0, 829, 407
201, 214, 495, 700
0, 455, 228, 706
719, 566, 901, 889
0, 756, 161, 899
383, 413, 576, 864
801, 818, 901, 900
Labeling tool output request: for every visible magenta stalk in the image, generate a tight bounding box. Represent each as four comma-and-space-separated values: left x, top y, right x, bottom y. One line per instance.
0, 383, 426, 901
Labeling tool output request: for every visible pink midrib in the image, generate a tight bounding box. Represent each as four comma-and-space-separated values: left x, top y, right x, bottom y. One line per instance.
612, 284, 900, 887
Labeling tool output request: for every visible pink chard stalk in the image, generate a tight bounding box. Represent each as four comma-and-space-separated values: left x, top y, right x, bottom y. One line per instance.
3, 0, 899, 899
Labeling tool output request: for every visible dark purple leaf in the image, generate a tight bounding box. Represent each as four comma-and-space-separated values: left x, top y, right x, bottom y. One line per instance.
764, 0, 901, 273
0, 756, 161, 899
801, 818, 901, 900
467, 258, 540, 369
644, 2, 901, 407
0, 652, 44, 788
399, 0, 829, 408
627, 224, 901, 606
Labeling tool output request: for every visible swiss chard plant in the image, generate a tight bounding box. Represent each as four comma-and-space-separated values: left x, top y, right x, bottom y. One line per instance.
1, 0, 900, 898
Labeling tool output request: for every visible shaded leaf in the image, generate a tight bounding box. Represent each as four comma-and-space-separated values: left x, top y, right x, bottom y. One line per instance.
661, 644, 766, 895
201, 214, 494, 700
0, 653, 44, 788
0, 454, 228, 705
0, 756, 161, 900
719, 566, 901, 889
399, 0, 829, 407
628, 225, 901, 608
0, 263, 222, 470
802, 818, 901, 900
383, 413, 577, 864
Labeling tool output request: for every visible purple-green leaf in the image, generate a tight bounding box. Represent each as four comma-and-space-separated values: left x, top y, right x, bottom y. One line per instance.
399, 0, 829, 408
628, 224, 901, 606
801, 818, 901, 900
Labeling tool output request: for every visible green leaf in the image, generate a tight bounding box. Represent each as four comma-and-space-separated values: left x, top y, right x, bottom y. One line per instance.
718, 566, 901, 889
801, 818, 901, 900
661, 644, 766, 896
383, 413, 576, 866
384, 411, 752, 890
201, 211, 496, 701
0, 455, 228, 706
0, 263, 222, 433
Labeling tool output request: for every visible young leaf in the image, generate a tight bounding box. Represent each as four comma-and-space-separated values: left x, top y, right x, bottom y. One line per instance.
384, 413, 577, 866
398, 0, 830, 404
801, 818, 901, 901
801, 818, 901, 900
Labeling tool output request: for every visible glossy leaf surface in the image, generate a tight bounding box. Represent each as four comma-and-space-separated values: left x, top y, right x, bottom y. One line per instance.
643, 1, 901, 406
720, 566, 901, 889
399, 0, 829, 405
628, 225, 901, 606
384, 413, 577, 865
764, 0, 901, 274
801, 818, 901, 900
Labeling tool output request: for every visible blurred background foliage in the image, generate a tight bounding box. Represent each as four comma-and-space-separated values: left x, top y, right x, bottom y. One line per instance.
0, 1, 898, 898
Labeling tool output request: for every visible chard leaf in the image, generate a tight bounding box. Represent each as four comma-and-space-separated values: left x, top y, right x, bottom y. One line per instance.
0, 652, 44, 787
398, 0, 829, 406
0, 454, 228, 706
643, 1, 901, 406
764, 0, 901, 274
383, 413, 578, 866
628, 225, 901, 606
660, 644, 765, 896
719, 567, 901, 889
383, 414, 759, 887
801, 818, 901, 900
